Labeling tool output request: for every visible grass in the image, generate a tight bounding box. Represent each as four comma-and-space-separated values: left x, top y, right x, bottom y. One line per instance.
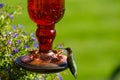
1, 0, 120, 80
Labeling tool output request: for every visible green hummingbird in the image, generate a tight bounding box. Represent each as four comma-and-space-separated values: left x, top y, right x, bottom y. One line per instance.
65, 48, 77, 79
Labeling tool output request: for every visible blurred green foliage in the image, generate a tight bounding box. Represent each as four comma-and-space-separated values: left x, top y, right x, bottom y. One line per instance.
1, 0, 120, 80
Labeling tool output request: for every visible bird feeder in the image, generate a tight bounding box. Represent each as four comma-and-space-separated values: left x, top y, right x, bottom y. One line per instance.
15, 0, 69, 73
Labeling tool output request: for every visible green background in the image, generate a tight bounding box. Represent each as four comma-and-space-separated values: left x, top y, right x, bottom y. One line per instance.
1, 0, 120, 80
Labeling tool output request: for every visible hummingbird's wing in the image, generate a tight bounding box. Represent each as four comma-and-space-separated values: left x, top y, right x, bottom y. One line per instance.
66, 48, 77, 79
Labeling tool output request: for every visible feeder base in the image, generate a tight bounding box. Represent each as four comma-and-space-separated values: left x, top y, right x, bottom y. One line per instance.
15, 50, 68, 73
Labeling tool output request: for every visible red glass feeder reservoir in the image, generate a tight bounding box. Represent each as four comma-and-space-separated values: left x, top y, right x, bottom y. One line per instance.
15, 0, 69, 73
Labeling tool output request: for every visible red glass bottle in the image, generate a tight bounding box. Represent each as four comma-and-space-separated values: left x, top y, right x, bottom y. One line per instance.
28, 0, 65, 52
15, 0, 68, 73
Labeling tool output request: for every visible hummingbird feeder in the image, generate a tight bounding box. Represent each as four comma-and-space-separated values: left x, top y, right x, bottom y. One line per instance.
15, 0, 70, 74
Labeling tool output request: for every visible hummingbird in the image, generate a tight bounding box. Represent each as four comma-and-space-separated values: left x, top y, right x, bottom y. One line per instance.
65, 48, 77, 79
